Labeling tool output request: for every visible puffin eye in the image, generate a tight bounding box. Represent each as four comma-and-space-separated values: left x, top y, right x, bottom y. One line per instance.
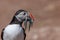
23, 13, 26, 15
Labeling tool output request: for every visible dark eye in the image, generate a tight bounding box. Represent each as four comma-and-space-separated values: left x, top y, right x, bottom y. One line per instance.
23, 13, 26, 15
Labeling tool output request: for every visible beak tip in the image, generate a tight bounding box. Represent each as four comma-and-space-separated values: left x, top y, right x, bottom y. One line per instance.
29, 13, 35, 21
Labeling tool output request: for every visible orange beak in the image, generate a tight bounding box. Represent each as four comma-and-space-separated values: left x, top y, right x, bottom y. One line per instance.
29, 13, 35, 21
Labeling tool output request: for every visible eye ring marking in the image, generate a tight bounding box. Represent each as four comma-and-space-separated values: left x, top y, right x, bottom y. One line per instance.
23, 13, 26, 15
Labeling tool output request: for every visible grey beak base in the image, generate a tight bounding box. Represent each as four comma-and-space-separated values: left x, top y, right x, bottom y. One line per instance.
24, 18, 33, 31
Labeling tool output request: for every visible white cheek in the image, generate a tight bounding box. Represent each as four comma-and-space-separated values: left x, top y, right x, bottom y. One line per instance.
16, 12, 28, 20
17, 15, 23, 18
16, 12, 24, 17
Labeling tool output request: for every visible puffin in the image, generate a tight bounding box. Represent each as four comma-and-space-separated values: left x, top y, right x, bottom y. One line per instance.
1, 9, 34, 40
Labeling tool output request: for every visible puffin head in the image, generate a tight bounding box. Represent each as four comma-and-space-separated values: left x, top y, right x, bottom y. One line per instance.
14, 9, 34, 31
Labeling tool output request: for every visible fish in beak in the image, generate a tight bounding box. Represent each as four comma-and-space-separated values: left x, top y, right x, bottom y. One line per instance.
24, 13, 34, 31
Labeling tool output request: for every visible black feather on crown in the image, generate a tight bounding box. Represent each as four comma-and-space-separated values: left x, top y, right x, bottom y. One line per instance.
15, 9, 27, 16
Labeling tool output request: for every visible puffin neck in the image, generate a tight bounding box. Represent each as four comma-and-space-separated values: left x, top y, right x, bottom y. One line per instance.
9, 16, 23, 26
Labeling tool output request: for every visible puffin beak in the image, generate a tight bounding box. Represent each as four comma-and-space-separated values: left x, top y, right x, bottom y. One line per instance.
29, 13, 34, 21
24, 13, 34, 31
28, 13, 34, 31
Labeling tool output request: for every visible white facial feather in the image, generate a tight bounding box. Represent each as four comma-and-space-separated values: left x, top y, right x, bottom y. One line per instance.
15, 11, 28, 21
